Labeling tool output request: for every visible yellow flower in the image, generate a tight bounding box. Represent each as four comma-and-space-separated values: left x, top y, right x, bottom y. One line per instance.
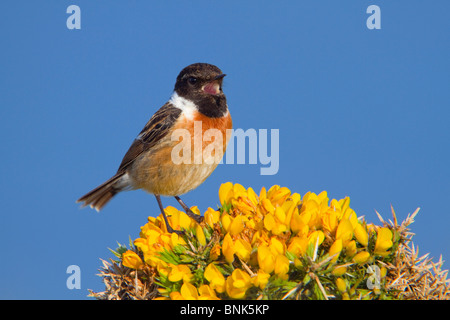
336, 278, 347, 293
180, 282, 199, 299
204, 207, 220, 228
222, 233, 235, 263
338, 197, 350, 217
234, 238, 252, 262
329, 239, 342, 263
197, 285, 220, 300
122, 250, 143, 269
221, 213, 232, 232
257, 244, 275, 274
275, 207, 286, 223
274, 254, 290, 277
290, 209, 309, 236
247, 187, 259, 207
352, 251, 371, 264
134, 237, 150, 254
204, 263, 226, 293
287, 236, 308, 257
169, 291, 184, 300
233, 183, 247, 195
168, 264, 192, 283
270, 206, 289, 235
268, 185, 291, 206
166, 206, 192, 231
210, 243, 221, 261
380, 266, 387, 279
195, 225, 206, 246
269, 237, 286, 256
335, 219, 354, 246
261, 198, 275, 214
229, 215, 244, 236
120, 183, 403, 300
281, 195, 300, 226
263, 213, 276, 231
225, 269, 252, 299
322, 208, 338, 234
354, 223, 369, 247
342, 208, 359, 229
374, 227, 393, 256
345, 240, 357, 257
252, 270, 270, 289
219, 182, 234, 206
307, 230, 325, 247
331, 265, 347, 276
232, 196, 256, 215
170, 282, 202, 300
259, 186, 267, 201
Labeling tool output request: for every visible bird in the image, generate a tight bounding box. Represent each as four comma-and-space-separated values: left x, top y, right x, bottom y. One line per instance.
76, 63, 232, 234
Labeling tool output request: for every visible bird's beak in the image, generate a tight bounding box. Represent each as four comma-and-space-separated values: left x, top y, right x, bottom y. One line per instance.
203, 74, 226, 95
214, 74, 226, 80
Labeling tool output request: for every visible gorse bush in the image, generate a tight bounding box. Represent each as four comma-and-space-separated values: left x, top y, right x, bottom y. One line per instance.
90, 183, 449, 300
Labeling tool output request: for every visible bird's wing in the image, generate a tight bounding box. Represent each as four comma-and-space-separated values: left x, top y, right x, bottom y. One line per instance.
117, 102, 182, 172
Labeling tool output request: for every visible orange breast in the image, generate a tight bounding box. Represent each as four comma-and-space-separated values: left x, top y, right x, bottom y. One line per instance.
129, 110, 232, 196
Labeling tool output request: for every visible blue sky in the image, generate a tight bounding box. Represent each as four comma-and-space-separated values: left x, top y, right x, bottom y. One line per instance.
1, 1, 449, 299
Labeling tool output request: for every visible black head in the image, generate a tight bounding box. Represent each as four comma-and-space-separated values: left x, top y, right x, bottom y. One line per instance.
174, 63, 228, 118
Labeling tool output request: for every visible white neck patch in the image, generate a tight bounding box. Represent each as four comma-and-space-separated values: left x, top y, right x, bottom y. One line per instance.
170, 92, 198, 120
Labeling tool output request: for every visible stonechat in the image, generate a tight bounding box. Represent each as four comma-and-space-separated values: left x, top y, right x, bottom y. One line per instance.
77, 63, 232, 234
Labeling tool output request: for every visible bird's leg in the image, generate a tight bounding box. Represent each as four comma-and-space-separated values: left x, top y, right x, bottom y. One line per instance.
174, 196, 204, 223
155, 195, 183, 235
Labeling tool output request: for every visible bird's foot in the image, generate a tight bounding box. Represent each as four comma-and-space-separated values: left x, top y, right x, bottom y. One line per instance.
186, 210, 204, 224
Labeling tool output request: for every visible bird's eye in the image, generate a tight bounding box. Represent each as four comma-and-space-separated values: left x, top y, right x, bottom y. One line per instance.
188, 77, 197, 85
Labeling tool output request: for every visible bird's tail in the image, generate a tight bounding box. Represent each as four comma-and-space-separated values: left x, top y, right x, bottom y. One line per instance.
76, 172, 128, 211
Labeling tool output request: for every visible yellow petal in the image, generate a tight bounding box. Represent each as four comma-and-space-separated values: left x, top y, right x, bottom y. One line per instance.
198, 285, 219, 300
219, 182, 234, 206
233, 183, 247, 195
274, 254, 290, 276
168, 264, 192, 283
262, 198, 275, 214
180, 282, 199, 300
263, 213, 275, 231
287, 237, 308, 257
345, 240, 357, 257
252, 270, 270, 289
230, 215, 245, 236
234, 238, 252, 261
336, 278, 347, 293
375, 227, 393, 253
226, 269, 251, 299
259, 187, 267, 201
275, 207, 286, 224
204, 263, 225, 293
354, 223, 369, 247
210, 243, 221, 261
335, 219, 354, 245
257, 245, 275, 273
329, 239, 342, 263
221, 213, 232, 232
222, 233, 235, 263
269, 237, 285, 255
322, 209, 338, 233
196, 225, 207, 246
247, 187, 259, 206
122, 250, 143, 270
307, 230, 324, 247
331, 265, 347, 276
352, 251, 371, 264
204, 207, 220, 228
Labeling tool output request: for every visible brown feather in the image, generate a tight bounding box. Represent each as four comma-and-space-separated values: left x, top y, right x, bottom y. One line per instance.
76, 172, 124, 211
117, 103, 182, 172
